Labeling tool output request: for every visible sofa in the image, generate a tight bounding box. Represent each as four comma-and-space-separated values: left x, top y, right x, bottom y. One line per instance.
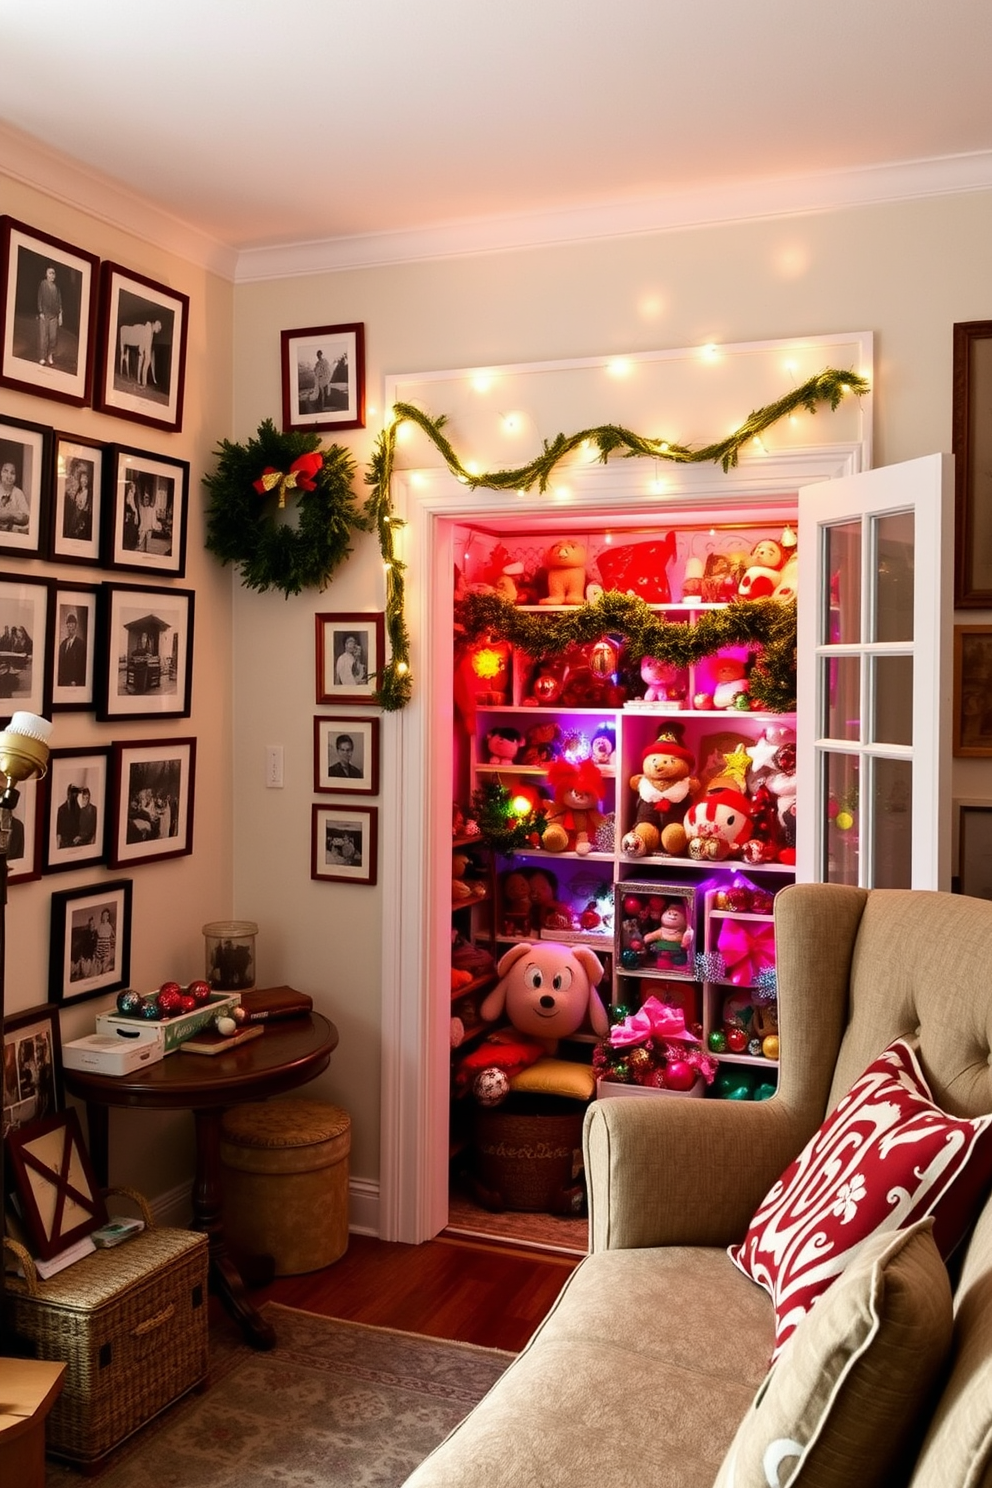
405, 884, 992, 1488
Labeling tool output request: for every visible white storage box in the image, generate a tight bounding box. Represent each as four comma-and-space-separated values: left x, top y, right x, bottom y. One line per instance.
63, 1031, 165, 1077
96, 993, 239, 1055
596, 1076, 705, 1100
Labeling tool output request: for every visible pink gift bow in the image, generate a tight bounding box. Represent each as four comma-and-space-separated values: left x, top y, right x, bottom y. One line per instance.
716, 918, 776, 986
609, 996, 700, 1048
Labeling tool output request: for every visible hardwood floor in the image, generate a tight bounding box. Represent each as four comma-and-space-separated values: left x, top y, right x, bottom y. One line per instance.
243, 1232, 580, 1353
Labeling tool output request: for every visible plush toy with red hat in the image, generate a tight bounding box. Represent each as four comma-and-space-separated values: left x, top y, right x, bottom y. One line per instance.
540, 757, 606, 855
684, 780, 754, 861
621, 729, 700, 858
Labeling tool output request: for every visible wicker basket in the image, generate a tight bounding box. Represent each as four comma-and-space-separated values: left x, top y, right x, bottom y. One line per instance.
471, 1096, 587, 1214
3, 1207, 208, 1467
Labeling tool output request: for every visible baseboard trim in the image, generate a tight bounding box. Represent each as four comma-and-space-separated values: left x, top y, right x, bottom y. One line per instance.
143, 1177, 381, 1237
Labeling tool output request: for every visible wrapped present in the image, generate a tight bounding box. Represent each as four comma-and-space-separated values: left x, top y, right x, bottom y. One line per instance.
716, 917, 776, 986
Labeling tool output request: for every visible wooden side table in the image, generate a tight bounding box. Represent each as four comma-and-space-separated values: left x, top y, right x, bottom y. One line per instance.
0, 1358, 65, 1488
62, 1008, 338, 1350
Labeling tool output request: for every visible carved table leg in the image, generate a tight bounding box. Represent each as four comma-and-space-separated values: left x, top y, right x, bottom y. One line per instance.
85, 1102, 110, 1188
191, 1106, 276, 1351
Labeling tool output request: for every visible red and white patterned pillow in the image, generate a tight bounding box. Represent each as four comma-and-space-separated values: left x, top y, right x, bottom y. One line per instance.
729, 1038, 992, 1359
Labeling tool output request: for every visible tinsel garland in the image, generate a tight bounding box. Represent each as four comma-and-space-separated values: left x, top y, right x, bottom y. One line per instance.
364, 367, 866, 709
456, 590, 797, 711
204, 419, 365, 598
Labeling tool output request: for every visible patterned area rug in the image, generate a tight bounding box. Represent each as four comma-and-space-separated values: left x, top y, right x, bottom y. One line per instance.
45, 1304, 512, 1487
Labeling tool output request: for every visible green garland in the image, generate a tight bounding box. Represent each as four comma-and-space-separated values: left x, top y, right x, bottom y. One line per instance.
471, 779, 549, 856
456, 590, 797, 711
364, 367, 866, 707
204, 419, 366, 598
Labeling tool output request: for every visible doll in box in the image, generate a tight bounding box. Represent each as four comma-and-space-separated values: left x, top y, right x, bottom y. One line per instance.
643, 899, 694, 969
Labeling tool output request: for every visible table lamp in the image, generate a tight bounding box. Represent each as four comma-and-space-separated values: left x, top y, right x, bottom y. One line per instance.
0, 711, 52, 1350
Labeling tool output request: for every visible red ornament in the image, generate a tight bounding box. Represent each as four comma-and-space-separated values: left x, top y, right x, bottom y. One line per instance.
663, 1059, 698, 1091
725, 1026, 749, 1053
177, 994, 197, 1014
623, 895, 642, 916
156, 988, 183, 1017
725, 888, 751, 913
693, 692, 714, 710
158, 981, 182, 999
187, 979, 212, 1005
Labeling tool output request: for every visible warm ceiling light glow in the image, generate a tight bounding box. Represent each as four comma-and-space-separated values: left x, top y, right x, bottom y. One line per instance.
638, 294, 665, 320
607, 358, 631, 378
410, 472, 428, 487
553, 485, 572, 501
649, 478, 668, 495
774, 244, 809, 279
395, 421, 412, 443
783, 360, 797, 377
470, 373, 493, 393
700, 343, 720, 361
501, 412, 524, 434
395, 661, 409, 676
367, 404, 378, 419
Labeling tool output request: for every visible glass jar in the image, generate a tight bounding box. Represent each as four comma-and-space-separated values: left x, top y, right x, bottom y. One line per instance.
202, 920, 258, 991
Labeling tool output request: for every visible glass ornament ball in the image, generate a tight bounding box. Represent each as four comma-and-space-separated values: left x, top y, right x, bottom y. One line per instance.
116, 989, 143, 1016
473, 1068, 510, 1107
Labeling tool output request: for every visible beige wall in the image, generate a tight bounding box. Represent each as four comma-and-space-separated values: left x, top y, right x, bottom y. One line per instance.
1, 171, 235, 1198
233, 188, 992, 1195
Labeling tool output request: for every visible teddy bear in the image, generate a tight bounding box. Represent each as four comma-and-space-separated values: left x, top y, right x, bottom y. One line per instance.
539, 758, 606, 854
484, 726, 523, 764
538, 540, 588, 606
711, 656, 750, 710
479, 940, 609, 1054
639, 655, 688, 703
737, 538, 788, 601
621, 730, 700, 858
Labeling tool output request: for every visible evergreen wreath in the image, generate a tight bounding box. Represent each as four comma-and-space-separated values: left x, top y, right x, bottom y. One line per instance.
204, 419, 365, 598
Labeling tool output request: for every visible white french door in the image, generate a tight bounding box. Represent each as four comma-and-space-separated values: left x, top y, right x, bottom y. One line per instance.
796, 454, 953, 890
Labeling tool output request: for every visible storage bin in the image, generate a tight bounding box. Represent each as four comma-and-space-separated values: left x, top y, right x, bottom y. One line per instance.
220, 1098, 350, 1274
2, 1226, 208, 1466
471, 1094, 587, 1214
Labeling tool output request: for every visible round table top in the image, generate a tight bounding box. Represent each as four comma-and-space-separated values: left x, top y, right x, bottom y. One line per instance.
62, 1013, 338, 1110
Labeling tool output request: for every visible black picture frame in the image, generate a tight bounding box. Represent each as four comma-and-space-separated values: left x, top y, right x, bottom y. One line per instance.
956, 803, 992, 901
954, 321, 992, 608
96, 581, 194, 722
314, 715, 380, 795
48, 431, 105, 566
311, 803, 378, 885
281, 322, 365, 432
48, 579, 99, 711
315, 611, 384, 705
0, 571, 51, 725
0, 413, 51, 560
95, 262, 189, 433
2, 1002, 64, 1137
104, 444, 189, 577
5, 775, 43, 885
109, 736, 196, 868
0, 216, 100, 407
49, 877, 132, 1006
42, 746, 110, 874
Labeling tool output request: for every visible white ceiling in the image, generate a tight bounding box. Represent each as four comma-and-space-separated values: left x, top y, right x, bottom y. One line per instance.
2, 0, 992, 275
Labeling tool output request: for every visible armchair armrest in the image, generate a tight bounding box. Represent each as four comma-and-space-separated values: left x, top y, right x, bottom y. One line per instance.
584, 1094, 815, 1252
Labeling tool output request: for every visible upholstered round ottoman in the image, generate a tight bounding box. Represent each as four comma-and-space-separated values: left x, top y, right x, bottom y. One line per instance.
220, 1099, 351, 1274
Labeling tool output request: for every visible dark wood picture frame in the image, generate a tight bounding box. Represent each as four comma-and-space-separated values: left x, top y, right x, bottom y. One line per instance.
311, 803, 378, 885
0, 570, 51, 726
281, 322, 365, 432
0, 413, 51, 560
953, 624, 992, 757
48, 579, 99, 711
3, 1001, 64, 1136
315, 611, 384, 705
314, 715, 380, 795
95, 262, 189, 433
96, 581, 195, 722
954, 320, 992, 607
5, 775, 43, 885
49, 877, 132, 1006
108, 735, 196, 868
48, 430, 105, 566
956, 803, 992, 900
42, 746, 110, 874
104, 444, 189, 578
0, 216, 100, 407
5, 1108, 108, 1259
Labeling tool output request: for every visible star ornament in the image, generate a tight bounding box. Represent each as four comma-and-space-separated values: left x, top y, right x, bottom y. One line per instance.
747, 725, 795, 775
721, 743, 752, 789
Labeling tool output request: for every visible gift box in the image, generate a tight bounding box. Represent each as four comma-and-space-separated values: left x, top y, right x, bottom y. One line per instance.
96, 992, 240, 1055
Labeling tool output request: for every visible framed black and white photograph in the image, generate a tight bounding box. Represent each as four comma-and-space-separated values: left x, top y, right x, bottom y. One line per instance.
5, 775, 42, 885
105, 444, 189, 577
109, 736, 196, 868
42, 747, 109, 874
0, 572, 50, 724
48, 581, 99, 711
48, 432, 105, 565
281, 322, 365, 432
315, 611, 383, 705
96, 582, 194, 722
314, 715, 379, 795
49, 877, 132, 1006
311, 803, 378, 885
0, 216, 99, 407
0, 414, 50, 559
95, 262, 189, 433
3, 1003, 63, 1139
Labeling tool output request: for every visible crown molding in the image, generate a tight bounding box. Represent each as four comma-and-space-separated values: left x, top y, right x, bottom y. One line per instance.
0, 120, 238, 281
235, 149, 992, 282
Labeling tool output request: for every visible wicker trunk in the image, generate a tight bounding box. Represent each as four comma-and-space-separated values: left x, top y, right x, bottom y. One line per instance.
3, 1227, 208, 1466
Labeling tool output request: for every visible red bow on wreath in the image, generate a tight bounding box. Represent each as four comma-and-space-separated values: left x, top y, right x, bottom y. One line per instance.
716, 919, 776, 986
253, 451, 323, 508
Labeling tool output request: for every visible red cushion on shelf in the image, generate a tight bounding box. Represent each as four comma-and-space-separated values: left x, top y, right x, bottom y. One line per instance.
729, 1037, 992, 1359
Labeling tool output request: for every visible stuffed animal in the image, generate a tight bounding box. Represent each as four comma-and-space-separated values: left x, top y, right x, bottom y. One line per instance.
771, 552, 798, 604
639, 656, 688, 703
764, 740, 797, 864
540, 758, 606, 854
590, 725, 616, 766
711, 656, 750, 710
501, 870, 533, 936
621, 731, 699, 858
683, 782, 754, 861
643, 900, 694, 969
485, 726, 523, 764
520, 721, 562, 764
480, 940, 609, 1053
539, 540, 588, 606
738, 539, 788, 601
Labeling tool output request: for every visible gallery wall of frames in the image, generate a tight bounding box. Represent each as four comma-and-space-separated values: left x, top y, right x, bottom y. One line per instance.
0, 212, 199, 1043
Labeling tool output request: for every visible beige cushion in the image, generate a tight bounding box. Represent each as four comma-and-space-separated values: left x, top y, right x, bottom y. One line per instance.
714, 1220, 952, 1488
